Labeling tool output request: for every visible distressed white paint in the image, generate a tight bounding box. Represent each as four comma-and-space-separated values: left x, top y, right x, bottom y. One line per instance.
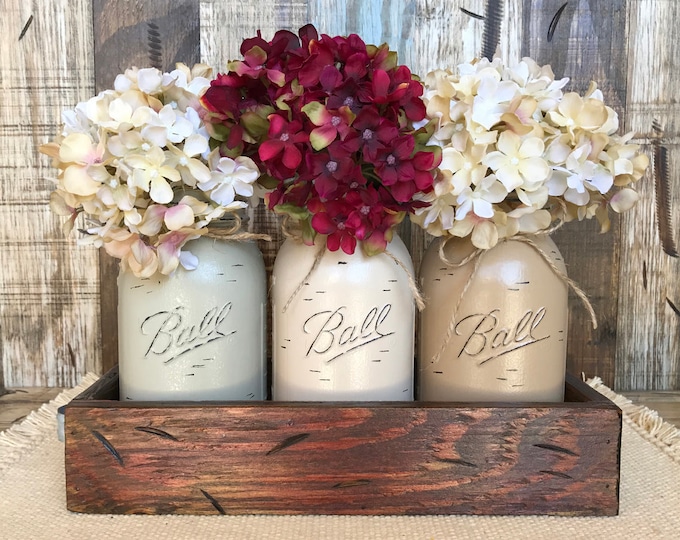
0, 0, 98, 387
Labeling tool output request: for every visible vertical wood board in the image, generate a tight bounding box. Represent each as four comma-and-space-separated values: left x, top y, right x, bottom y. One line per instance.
616, 0, 680, 390
520, 0, 630, 386
0, 0, 98, 387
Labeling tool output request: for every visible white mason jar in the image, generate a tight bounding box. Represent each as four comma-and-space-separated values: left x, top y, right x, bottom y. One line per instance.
418, 235, 568, 402
118, 237, 267, 401
272, 235, 416, 401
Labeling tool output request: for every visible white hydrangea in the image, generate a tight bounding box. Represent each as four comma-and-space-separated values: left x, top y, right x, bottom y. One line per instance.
41, 63, 262, 277
412, 57, 649, 249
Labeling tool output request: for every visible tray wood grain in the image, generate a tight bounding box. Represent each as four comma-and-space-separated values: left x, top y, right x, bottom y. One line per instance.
64, 369, 621, 516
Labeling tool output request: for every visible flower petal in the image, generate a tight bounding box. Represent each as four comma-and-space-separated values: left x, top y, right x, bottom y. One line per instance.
258, 139, 284, 162
309, 125, 337, 151
311, 213, 337, 234
610, 187, 639, 212
164, 205, 195, 230
59, 133, 96, 163
150, 176, 174, 204
586, 167, 614, 194
518, 137, 545, 158
496, 131, 521, 156
63, 166, 102, 196
210, 183, 236, 205
471, 220, 499, 249
186, 159, 212, 183
183, 134, 209, 157
518, 157, 550, 182
282, 143, 302, 169
137, 68, 163, 94
471, 198, 494, 218
179, 249, 199, 270
137, 205, 166, 236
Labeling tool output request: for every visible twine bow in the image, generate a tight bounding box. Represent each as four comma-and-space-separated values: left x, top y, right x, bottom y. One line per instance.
429, 222, 598, 367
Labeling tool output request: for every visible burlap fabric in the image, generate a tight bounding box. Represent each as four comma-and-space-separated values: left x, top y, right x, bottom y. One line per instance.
1, 375, 679, 539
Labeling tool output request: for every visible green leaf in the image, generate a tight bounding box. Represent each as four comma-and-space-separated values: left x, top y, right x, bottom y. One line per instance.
413, 119, 438, 146
219, 141, 243, 159
257, 174, 278, 190
241, 111, 270, 140
300, 218, 316, 246
205, 122, 230, 142
274, 203, 310, 221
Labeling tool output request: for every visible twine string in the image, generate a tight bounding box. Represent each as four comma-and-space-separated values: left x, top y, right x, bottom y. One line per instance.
429, 227, 598, 367
513, 235, 597, 327
281, 215, 302, 241
203, 214, 272, 243
205, 230, 272, 242
383, 249, 426, 311
282, 242, 326, 313
429, 249, 485, 366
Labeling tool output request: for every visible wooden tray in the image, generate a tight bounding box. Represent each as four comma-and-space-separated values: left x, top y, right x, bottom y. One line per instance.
63, 368, 621, 516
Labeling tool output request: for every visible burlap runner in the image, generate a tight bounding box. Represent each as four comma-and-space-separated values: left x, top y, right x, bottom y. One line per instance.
1, 375, 679, 539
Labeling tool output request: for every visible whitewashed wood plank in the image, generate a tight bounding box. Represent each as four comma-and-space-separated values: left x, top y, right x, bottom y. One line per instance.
201, 0, 309, 70
501, 0, 524, 65
410, 0, 488, 270
617, 0, 680, 391
0, 0, 98, 387
200, 0, 309, 267
411, 0, 484, 75
309, 0, 415, 64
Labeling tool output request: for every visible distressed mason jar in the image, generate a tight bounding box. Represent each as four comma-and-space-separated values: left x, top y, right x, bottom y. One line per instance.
117, 236, 267, 401
272, 234, 416, 401
418, 235, 568, 402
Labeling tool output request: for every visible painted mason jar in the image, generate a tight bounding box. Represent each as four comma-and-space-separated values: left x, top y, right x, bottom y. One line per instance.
272, 234, 416, 401
418, 235, 568, 402
117, 237, 267, 401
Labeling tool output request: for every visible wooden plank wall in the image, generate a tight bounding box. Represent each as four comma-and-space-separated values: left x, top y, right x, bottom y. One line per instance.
1, 0, 98, 388
617, 0, 680, 390
1, 0, 677, 391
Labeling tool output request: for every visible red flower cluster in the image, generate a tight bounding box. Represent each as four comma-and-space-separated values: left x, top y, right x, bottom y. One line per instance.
201, 25, 440, 254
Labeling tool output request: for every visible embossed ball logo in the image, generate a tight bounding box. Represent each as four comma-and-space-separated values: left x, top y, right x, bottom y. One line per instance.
302, 304, 395, 364
140, 303, 234, 364
455, 308, 551, 366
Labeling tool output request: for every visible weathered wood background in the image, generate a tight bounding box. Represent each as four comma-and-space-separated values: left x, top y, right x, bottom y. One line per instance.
1, 0, 678, 391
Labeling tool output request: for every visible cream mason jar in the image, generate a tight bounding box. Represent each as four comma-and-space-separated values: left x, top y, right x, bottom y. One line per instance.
418, 235, 568, 402
272, 235, 416, 401
118, 237, 267, 401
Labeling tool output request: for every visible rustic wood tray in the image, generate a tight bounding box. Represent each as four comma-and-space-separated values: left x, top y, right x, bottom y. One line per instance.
63, 368, 621, 516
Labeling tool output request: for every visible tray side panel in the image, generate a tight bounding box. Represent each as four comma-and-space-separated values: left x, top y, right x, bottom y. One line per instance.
65, 404, 621, 516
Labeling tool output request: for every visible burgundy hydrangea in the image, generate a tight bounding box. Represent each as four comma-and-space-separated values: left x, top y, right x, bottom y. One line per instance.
201, 25, 440, 255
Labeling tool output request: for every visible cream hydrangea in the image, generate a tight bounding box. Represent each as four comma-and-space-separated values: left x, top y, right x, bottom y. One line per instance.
411, 57, 649, 249
41, 64, 262, 277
